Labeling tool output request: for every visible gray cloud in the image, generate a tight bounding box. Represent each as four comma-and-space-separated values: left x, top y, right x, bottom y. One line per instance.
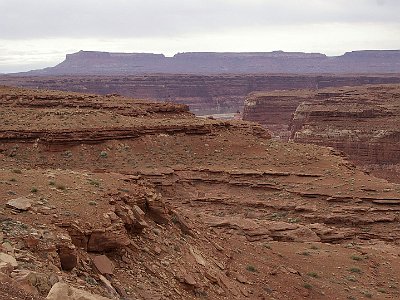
1, 0, 399, 39
1, 0, 399, 72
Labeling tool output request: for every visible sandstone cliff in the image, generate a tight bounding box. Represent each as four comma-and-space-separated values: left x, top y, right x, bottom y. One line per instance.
23, 50, 400, 75
290, 85, 400, 176
244, 84, 400, 182
2, 74, 400, 115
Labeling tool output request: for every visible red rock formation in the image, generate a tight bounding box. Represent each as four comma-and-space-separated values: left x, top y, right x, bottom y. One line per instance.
2, 86, 400, 299
2, 74, 400, 115
243, 90, 316, 139
289, 85, 400, 165
244, 84, 400, 183
23, 50, 400, 75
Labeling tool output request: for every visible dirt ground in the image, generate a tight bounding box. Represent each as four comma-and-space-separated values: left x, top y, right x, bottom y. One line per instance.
0, 86, 400, 299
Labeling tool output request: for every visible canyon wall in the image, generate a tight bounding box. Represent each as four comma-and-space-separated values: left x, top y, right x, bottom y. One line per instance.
244, 84, 400, 182
2, 74, 400, 115
24, 50, 400, 75
290, 85, 400, 165
4, 50, 399, 115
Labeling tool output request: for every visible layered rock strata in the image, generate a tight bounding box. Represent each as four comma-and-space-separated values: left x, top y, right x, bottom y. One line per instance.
244, 84, 400, 182
23, 50, 400, 75
2, 74, 400, 115
1, 86, 400, 299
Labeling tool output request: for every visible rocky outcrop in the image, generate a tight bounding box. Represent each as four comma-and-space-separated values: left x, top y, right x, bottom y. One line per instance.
243, 90, 317, 139
0, 86, 269, 146
2, 74, 400, 115
2, 86, 400, 299
46, 282, 112, 300
286, 85, 400, 182
289, 85, 400, 164
243, 84, 400, 183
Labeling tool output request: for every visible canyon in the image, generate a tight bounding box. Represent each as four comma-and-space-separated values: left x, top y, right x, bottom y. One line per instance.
243, 84, 400, 183
1, 86, 400, 299
1, 50, 399, 116
2, 74, 400, 115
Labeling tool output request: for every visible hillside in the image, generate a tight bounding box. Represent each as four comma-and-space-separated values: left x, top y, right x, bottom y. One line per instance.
1, 86, 400, 299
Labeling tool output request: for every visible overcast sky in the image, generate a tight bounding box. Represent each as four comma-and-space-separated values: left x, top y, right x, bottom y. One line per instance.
1, 0, 399, 72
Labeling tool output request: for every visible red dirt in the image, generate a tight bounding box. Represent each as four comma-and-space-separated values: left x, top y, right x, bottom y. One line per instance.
0, 86, 400, 299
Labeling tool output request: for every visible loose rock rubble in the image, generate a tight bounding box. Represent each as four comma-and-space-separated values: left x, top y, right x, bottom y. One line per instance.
0, 86, 399, 299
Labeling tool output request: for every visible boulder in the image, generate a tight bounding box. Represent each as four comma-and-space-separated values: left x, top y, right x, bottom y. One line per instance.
13, 270, 56, 295
284, 227, 321, 242
184, 273, 197, 286
271, 226, 321, 242
115, 204, 148, 233
92, 255, 114, 275
0, 271, 39, 296
98, 275, 119, 298
46, 282, 112, 300
147, 195, 169, 224
87, 224, 131, 252
0, 261, 13, 275
68, 223, 131, 252
0, 252, 18, 267
171, 210, 192, 235
6, 197, 33, 211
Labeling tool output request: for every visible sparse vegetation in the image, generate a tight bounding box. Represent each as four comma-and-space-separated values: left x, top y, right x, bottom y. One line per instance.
63, 150, 72, 158
31, 187, 38, 193
269, 211, 287, 220
246, 265, 257, 272
307, 272, 319, 278
287, 217, 300, 223
85, 276, 98, 286
349, 267, 362, 274
88, 179, 100, 187
303, 283, 312, 289
263, 243, 271, 249
351, 255, 363, 261
346, 275, 357, 282
361, 290, 372, 298
1, 83, 400, 299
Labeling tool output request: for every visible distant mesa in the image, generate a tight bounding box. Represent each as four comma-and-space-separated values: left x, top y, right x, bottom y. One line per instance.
22, 49, 400, 75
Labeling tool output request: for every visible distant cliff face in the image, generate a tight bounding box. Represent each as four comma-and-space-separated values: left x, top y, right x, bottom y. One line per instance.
290, 85, 400, 166
244, 84, 400, 183
2, 74, 400, 115
243, 78, 400, 134
25, 50, 400, 75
